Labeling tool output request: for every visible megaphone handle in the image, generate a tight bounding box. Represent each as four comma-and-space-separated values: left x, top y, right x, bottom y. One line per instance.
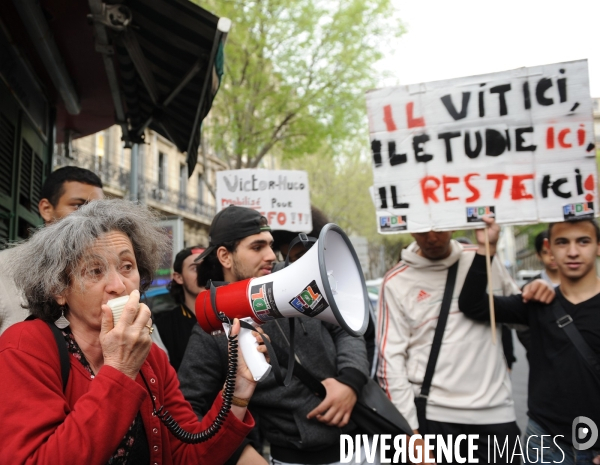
223, 319, 271, 382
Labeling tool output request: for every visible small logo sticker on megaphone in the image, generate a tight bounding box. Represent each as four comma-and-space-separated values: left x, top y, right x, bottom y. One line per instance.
289, 280, 329, 317
251, 282, 282, 321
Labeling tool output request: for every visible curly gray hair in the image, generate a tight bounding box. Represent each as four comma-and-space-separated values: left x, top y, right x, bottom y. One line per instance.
6, 199, 170, 322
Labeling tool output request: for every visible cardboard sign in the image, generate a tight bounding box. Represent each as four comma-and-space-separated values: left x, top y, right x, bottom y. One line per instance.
366, 60, 598, 233
216, 169, 312, 231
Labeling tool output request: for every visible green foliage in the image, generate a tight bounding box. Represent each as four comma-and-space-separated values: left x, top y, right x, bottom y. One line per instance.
190, 0, 406, 273
193, 0, 403, 168
516, 223, 549, 250
283, 148, 375, 237
283, 147, 409, 275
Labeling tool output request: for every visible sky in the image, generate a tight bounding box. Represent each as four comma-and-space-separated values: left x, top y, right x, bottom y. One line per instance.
377, 0, 600, 97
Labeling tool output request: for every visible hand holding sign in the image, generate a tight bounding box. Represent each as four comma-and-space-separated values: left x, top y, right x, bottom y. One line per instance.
474, 216, 500, 343
475, 216, 500, 256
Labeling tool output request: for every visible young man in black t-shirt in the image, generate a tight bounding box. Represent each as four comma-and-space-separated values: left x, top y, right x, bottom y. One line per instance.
459, 217, 600, 464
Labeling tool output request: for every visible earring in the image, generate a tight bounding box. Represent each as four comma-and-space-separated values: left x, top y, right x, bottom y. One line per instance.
54, 306, 70, 329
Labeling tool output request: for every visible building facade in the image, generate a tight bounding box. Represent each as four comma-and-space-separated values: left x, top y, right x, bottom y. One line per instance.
0, 52, 52, 243
54, 125, 226, 247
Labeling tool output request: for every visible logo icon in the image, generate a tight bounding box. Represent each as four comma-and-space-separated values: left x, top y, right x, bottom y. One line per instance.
572, 416, 598, 451
417, 290, 431, 302
251, 284, 269, 312
466, 206, 495, 223
250, 282, 282, 321
563, 202, 594, 220
289, 280, 330, 318
380, 215, 407, 232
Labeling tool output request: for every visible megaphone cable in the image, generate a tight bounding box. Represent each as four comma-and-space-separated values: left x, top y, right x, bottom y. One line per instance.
139, 323, 239, 444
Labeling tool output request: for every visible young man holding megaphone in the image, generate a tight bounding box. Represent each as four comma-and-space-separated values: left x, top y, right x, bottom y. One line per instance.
178, 205, 374, 465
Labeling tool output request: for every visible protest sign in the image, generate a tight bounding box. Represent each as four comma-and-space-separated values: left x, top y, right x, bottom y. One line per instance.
367, 60, 598, 233
216, 169, 312, 231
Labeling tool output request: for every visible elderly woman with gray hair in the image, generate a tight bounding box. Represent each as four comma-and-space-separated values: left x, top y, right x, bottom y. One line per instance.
0, 199, 261, 465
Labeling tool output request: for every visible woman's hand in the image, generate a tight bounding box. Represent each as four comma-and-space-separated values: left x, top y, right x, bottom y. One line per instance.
99, 290, 153, 380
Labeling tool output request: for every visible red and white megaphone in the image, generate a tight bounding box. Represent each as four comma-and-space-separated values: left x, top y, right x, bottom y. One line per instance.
195, 223, 370, 380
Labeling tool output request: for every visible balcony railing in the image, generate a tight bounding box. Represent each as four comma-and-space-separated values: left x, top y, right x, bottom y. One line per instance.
53, 146, 216, 222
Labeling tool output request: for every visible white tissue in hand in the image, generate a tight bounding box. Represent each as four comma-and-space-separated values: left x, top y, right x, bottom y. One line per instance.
106, 295, 130, 325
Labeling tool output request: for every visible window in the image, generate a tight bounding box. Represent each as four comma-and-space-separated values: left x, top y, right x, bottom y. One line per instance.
158, 152, 167, 189
95, 132, 105, 170
197, 174, 204, 204
96, 133, 105, 157
179, 164, 187, 207
179, 164, 187, 195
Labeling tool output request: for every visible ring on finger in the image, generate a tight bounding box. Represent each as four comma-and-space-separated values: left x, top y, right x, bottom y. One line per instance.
145, 324, 154, 335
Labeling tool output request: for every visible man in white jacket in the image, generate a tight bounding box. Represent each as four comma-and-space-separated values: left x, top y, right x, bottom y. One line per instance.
376, 230, 521, 464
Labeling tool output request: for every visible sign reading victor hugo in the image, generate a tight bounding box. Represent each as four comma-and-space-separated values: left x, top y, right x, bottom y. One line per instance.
367, 60, 598, 233
216, 169, 312, 232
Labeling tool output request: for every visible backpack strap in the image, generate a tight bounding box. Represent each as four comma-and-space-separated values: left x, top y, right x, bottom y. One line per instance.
25, 315, 70, 391
415, 260, 459, 420
552, 301, 600, 383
